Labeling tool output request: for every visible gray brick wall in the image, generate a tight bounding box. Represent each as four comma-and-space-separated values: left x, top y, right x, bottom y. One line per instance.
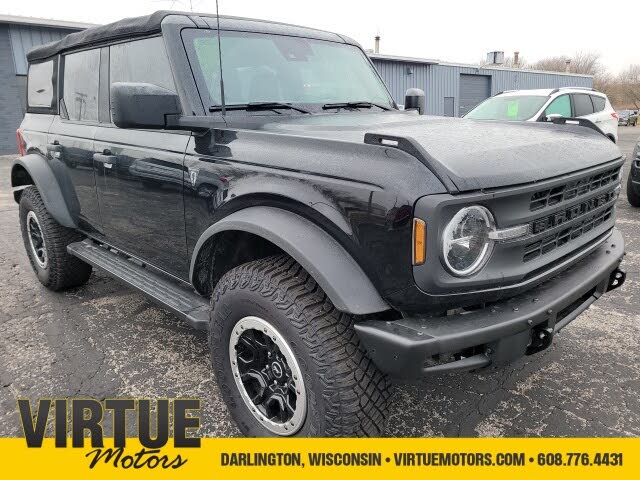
0, 24, 26, 155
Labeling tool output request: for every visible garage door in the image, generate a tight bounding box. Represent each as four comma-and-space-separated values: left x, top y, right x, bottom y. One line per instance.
459, 74, 491, 116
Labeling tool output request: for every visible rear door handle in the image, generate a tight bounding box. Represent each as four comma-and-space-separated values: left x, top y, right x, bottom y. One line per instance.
47, 142, 63, 158
93, 151, 117, 169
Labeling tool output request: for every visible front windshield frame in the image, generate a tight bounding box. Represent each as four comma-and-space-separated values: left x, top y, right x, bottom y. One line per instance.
181, 28, 397, 115
464, 94, 550, 121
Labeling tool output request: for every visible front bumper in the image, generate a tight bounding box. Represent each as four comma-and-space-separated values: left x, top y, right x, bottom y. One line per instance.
355, 228, 625, 378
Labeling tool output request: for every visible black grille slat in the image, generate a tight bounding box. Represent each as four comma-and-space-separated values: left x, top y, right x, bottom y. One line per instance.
523, 206, 614, 262
529, 166, 620, 211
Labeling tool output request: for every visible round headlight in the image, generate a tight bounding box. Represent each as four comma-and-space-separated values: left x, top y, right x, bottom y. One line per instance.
442, 206, 495, 277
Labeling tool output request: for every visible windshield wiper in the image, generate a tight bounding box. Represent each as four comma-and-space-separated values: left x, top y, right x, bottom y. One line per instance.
209, 102, 312, 114
322, 101, 393, 111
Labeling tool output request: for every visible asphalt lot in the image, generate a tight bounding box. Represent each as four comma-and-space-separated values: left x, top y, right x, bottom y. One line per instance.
1, 127, 639, 438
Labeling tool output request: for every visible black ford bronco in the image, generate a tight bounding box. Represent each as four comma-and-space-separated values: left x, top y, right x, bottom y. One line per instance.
12, 11, 626, 437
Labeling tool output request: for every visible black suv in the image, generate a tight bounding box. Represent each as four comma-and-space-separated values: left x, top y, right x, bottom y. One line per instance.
12, 11, 626, 437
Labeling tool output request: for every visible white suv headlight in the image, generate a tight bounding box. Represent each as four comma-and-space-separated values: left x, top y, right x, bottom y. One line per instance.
442, 206, 495, 277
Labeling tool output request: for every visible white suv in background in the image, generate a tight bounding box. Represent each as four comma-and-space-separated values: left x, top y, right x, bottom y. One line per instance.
465, 87, 619, 143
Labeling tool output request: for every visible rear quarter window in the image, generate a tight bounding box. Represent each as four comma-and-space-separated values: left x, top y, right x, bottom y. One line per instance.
27, 60, 55, 109
591, 95, 606, 113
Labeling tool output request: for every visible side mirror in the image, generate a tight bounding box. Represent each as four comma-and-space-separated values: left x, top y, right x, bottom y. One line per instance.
404, 88, 426, 115
544, 113, 563, 122
111, 82, 181, 129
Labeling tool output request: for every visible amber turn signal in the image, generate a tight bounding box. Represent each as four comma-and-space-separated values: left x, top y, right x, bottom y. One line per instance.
412, 218, 426, 265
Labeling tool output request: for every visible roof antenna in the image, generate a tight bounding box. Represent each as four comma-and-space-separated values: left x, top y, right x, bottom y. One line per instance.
216, 0, 226, 115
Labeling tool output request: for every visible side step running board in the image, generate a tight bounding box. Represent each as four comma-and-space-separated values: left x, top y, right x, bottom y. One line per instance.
67, 240, 209, 330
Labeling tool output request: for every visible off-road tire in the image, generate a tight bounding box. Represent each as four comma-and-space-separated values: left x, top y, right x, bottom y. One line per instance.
19, 186, 92, 290
627, 174, 640, 207
209, 254, 392, 437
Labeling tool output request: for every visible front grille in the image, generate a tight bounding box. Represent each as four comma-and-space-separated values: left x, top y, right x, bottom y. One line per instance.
523, 205, 614, 262
530, 189, 618, 236
529, 166, 620, 211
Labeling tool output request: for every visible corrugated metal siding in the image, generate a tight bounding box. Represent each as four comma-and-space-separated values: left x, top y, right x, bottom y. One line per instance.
8, 24, 76, 74
371, 58, 593, 117
372, 59, 430, 107
0, 24, 25, 153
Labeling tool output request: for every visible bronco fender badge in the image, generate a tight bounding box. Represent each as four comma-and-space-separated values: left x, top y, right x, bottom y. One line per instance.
188, 168, 199, 187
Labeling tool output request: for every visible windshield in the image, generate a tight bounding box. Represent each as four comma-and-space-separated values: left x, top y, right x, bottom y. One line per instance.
465, 95, 549, 121
182, 29, 396, 113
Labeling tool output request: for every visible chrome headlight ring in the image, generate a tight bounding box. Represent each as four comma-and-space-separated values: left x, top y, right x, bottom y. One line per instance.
441, 205, 529, 277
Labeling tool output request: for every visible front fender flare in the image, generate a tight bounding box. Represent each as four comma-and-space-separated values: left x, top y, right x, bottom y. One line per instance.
190, 206, 390, 315
11, 154, 78, 228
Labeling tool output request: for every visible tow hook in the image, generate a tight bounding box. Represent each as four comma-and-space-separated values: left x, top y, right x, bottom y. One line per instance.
526, 326, 553, 355
608, 268, 626, 292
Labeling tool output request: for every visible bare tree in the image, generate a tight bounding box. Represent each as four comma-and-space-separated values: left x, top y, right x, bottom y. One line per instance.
531, 51, 604, 76
530, 55, 571, 73
617, 64, 640, 109
593, 71, 617, 99
504, 55, 527, 69
570, 51, 605, 76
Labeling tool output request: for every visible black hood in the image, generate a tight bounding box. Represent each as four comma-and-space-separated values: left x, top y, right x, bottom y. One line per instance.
249, 111, 621, 192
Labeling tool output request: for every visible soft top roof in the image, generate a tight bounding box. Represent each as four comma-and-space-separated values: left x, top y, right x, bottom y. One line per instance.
27, 10, 351, 62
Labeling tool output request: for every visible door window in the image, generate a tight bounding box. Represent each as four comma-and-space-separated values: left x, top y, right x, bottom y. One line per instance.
572, 94, 594, 117
62, 49, 100, 122
544, 94, 571, 118
109, 37, 177, 93
591, 95, 606, 113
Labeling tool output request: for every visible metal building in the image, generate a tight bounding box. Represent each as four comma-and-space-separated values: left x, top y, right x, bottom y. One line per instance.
0, 15, 92, 154
0, 15, 594, 154
369, 53, 594, 117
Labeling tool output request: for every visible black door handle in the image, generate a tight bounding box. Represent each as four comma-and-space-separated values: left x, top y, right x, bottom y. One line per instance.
93, 152, 118, 169
47, 143, 63, 152
47, 142, 63, 159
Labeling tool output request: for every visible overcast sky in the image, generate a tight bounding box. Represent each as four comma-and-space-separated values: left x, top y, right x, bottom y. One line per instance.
4, 0, 639, 73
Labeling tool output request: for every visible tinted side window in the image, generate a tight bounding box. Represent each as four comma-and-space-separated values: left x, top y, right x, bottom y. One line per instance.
27, 60, 54, 108
545, 95, 571, 117
591, 95, 605, 113
63, 49, 100, 122
110, 37, 176, 92
573, 94, 594, 117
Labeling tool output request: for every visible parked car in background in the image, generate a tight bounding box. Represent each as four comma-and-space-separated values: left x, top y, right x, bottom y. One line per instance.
628, 137, 640, 207
465, 87, 619, 143
617, 110, 638, 126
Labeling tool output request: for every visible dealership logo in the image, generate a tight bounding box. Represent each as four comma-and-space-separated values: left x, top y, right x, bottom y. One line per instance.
17, 398, 201, 470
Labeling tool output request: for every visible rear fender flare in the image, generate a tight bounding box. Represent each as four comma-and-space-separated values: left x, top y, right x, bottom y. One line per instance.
190, 206, 390, 315
11, 154, 78, 228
